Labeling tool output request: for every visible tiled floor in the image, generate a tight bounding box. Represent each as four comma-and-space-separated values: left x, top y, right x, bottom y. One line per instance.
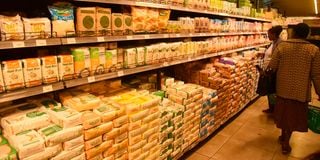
184, 97, 320, 160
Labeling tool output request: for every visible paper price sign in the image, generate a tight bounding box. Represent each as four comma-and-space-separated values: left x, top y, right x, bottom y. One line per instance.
87, 76, 96, 83
43, 85, 53, 93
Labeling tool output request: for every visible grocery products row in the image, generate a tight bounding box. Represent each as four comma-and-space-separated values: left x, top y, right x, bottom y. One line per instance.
0, 2, 271, 41
167, 17, 271, 33
0, 35, 268, 93
0, 51, 261, 160
80, 0, 269, 19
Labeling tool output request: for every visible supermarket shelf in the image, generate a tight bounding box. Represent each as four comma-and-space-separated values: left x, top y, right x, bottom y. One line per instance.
0, 32, 266, 50
0, 38, 61, 49
0, 82, 65, 103
64, 43, 269, 88
74, 0, 271, 22
175, 94, 259, 160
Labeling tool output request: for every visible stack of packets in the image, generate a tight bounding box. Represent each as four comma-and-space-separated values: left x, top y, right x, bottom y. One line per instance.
161, 77, 203, 152
200, 88, 218, 138
158, 98, 184, 160
58, 90, 116, 159
0, 98, 84, 160
94, 100, 128, 160
0, 129, 17, 159
107, 90, 161, 160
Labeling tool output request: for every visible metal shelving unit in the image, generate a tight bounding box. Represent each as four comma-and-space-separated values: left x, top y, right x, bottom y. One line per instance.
0, 82, 65, 103
0, 32, 267, 50
64, 43, 269, 88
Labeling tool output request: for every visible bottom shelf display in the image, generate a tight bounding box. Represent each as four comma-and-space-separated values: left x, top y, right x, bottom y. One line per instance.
0, 52, 261, 160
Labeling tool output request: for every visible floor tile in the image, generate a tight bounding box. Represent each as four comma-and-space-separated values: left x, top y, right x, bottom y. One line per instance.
212, 138, 274, 160
186, 152, 210, 160
230, 124, 279, 153
217, 121, 244, 137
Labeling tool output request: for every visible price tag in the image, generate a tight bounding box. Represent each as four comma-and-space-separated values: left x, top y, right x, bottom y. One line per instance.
188, 57, 192, 61
97, 37, 105, 42
175, 34, 181, 37
35, 40, 47, 46
87, 76, 96, 83
163, 62, 169, 66
189, 33, 193, 37
144, 35, 150, 39
43, 85, 53, 93
117, 71, 124, 77
163, 34, 169, 38
12, 41, 25, 48
67, 38, 76, 44
203, 54, 208, 58
126, 36, 133, 40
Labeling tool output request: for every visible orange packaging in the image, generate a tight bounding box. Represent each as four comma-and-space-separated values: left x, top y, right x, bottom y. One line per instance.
2, 60, 25, 90
58, 55, 74, 81
22, 58, 42, 87
41, 56, 59, 84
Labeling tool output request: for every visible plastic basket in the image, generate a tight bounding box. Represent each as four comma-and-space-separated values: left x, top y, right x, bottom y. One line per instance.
308, 105, 320, 134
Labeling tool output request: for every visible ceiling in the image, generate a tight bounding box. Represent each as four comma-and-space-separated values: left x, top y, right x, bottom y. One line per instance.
265, 0, 319, 17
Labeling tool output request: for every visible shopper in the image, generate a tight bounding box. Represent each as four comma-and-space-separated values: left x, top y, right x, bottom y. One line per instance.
262, 25, 283, 114
268, 23, 320, 154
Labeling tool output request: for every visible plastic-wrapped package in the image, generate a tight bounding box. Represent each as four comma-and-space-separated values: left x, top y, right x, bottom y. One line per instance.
2, 60, 25, 91
0, 14, 24, 40
22, 17, 51, 39
58, 55, 75, 81
41, 56, 59, 84
158, 10, 171, 33
131, 7, 147, 33
48, 3, 75, 37
146, 9, 159, 33
22, 58, 42, 87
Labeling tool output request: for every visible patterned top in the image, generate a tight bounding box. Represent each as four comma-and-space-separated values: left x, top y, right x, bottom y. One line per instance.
269, 39, 320, 102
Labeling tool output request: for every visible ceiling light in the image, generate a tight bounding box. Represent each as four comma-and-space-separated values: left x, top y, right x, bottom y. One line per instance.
314, 0, 318, 14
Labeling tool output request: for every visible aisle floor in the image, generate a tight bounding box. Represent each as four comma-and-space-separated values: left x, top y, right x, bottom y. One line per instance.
184, 97, 320, 160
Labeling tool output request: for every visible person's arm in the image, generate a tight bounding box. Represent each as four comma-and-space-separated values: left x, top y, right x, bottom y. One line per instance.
311, 48, 320, 98
267, 46, 280, 71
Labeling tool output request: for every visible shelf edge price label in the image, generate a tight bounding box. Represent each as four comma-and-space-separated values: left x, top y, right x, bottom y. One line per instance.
43, 85, 53, 93
87, 76, 96, 83
203, 54, 208, 58
66, 38, 76, 44
97, 37, 105, 42
117, 71, 124, 77
188, 57, 192, 61
175, 34, 181, 37
163, 34, 169, 38
144, 35, 150, 39
12, 41, 25, 48
126, 36, 133, 40
36, 40, 47, 46
163, 62, 169, 67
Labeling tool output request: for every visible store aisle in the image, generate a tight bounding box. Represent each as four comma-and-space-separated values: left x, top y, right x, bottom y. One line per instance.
184, 97, 320, 160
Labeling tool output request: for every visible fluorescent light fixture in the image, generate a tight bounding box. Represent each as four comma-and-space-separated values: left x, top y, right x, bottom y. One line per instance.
315, 0, 318, 14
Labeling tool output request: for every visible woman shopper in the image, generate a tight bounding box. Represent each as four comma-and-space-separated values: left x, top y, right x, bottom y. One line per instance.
262, 26, 283, 113
268, 23, 320, 154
